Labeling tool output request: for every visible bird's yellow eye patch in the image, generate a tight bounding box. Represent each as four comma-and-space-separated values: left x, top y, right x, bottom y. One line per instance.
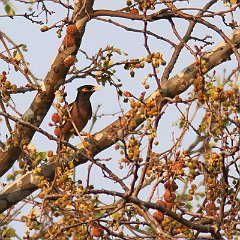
80, 85, 100, 92
82, 87, 90, 92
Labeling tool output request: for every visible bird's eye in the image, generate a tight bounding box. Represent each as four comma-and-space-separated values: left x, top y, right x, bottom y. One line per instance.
82, 87, 91, 92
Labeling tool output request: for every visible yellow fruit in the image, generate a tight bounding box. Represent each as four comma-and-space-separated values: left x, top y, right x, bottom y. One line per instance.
11, 84, 17, 92
40, 26, 49, 32
5, 80, 11, 88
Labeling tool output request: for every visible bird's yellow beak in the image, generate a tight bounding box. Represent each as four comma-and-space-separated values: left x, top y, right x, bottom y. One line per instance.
92, 85, 100, 92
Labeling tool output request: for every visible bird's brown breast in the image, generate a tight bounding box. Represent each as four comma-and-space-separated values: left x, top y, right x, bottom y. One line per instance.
71, 101, 91, 134
61, 99, 92, 139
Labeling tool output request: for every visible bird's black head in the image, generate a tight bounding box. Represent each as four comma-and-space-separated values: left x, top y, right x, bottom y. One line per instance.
78, 85, 99, 93
76, 85, 99, 99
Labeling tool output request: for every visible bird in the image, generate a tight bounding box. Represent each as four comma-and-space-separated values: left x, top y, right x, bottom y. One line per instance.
60, 85, 99, 144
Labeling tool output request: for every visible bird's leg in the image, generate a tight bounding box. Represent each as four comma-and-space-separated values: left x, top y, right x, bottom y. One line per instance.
80, 130, 88, 135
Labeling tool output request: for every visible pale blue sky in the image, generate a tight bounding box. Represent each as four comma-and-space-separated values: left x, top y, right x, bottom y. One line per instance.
0, 1, 238, 238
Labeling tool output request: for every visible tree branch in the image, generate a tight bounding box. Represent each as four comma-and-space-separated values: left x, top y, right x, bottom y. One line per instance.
0, 0, 95, 177
1, 27, 240, 213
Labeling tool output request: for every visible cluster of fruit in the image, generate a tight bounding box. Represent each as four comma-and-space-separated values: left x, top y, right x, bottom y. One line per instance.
153, 181, 177, 224
126, 0, 156, 11
0, 71, 17, 102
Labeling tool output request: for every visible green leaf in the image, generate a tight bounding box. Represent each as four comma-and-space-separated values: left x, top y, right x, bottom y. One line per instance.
12, 50, 17, 58
7, 228, 16, 237
39, 152, 47, 159
6, 174, 14, 181
95, 211, 105, 218
22, 44, 28, 52
1, 227, 16, 238
5, 4, 15, 15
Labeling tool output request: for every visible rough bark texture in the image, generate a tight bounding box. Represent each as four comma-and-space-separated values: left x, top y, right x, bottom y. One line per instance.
0, 27, 240, 213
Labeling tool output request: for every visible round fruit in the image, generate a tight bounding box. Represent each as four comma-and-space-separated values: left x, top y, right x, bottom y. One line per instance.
130, 8, 139, 14
40, 26, 48, 32
54, 127, 61, 137
164, 190, 176, 203
63, 36, 75, 47
51, 113, 61, 123
206, 202, 216, 216
66, 25, 78, 35
153, 211, 164, 223
91, 226, 104, 237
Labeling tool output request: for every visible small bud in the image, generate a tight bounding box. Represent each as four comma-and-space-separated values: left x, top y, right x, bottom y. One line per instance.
40, 26, 49, 32
123, 91, 132, 97
144, 84, 150, 89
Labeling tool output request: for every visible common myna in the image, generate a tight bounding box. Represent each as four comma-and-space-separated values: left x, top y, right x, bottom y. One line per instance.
60, 85, 99, 142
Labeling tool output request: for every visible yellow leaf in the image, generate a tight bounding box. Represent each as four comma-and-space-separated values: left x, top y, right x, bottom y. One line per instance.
14, 53, 22, 62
